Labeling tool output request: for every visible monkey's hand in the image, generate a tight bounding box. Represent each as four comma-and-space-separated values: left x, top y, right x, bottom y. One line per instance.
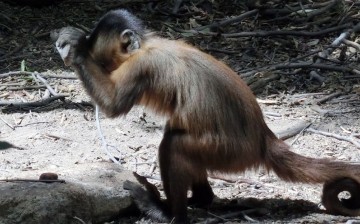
51, 27, 86, 66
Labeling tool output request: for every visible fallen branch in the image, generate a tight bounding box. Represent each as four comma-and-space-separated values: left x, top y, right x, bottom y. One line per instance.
248, 73, 280, 93
0, 178, 65, 183
223, 23, 352, 38
73, 217, 86, 224
239, 49, 323, 75
34, 72, 58, 96
290, 123, 312, 146
241, 62, 360, 78
8, 85, 46, 91
0, 117, 15, 130
43, 133, 73, 142
314, 22, 360, 64
310, 105, 356, 116
202, 208, 268, 224
275, 121, 311, 140
307, 128, 360, 148
0, 71, 32, 78
297, 0, 340, 22
0, 95, 66, 107
0, 71, 76, 79
262, 1, 338, 17
316, 91, 343, 104
194, 9, 259, 31
167, 23, 352, 38
342, 39, 360, 51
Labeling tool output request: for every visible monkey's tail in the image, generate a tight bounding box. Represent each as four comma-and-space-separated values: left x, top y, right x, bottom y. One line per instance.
265, 137, 360, 216
265, 138, 353, 183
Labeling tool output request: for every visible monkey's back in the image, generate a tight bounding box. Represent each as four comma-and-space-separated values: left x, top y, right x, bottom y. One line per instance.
139, 37, 274, 171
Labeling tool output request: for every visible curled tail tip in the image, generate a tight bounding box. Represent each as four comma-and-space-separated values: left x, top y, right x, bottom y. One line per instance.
266, 138, 360, 216
322, 178, 360, 216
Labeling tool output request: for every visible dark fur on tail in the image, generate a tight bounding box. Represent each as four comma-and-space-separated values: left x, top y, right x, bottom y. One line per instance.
265, 137, 360, 216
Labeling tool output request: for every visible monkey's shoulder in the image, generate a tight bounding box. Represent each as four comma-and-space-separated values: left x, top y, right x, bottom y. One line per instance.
142, 37, 197, 53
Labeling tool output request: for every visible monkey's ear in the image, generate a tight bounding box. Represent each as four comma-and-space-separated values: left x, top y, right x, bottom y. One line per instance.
120, 29, 140, 53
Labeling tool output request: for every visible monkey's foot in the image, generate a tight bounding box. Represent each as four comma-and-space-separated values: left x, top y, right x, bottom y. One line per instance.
123, 173, 171, 223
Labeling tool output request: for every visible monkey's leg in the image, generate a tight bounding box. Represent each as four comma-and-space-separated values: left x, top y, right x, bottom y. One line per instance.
159, 129, 195, 223
189, 175, 214, 208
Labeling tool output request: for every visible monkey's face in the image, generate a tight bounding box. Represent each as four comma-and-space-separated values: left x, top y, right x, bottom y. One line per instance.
89, 30, 141, 74
88, 33, 121, 74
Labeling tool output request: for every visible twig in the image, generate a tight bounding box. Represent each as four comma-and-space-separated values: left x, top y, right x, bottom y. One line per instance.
241, 62, 359, 78
275, 121, 311, 140
194, 9, 259, 31
148, 156, 158, 175
309, 71, 325, 83
313, 22, 360, 67
43, 133, 72, 141
257, 99, 279, 104
225, 23, 352, 38
290, 123, 312, 146
15, 121, 50, 128
342, 39, 360, 51
8, 85, 46, 91
0, 44, 25, 59
0, 179, 65, 183
205, 48, 238, 54
297, 0, 340, 22
307, 128, 360, 148
73, 216, 86, 224
0, 71, 32, 78
316, 91, 343, 104
172, 0, 183, 14
0, 71, 76, 79
262, 1, 336, 17
239, 49, 323, 75
143, 175, 162, 181
34, 72, 58, 96
292, 92, 327, 98
202, 208, 267, 224
310, 105, 356, 116
108, 0, 160, 7
264, 111, 281, 117
42, 74, 77, 79
0, 81, 27, 86
0, 117, 15, 130
225, 23, 351, 37
95, 105, 122, 165
167, 23, 352, 38
0, 95, 66, 106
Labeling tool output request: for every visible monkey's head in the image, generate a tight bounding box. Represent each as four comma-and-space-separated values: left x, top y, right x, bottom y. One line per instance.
88, 9, 145, 73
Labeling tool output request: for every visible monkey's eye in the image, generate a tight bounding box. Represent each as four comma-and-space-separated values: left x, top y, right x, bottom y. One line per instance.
99, 61, 113, 73
98, 61, 107, 71
98, 61, 107, 69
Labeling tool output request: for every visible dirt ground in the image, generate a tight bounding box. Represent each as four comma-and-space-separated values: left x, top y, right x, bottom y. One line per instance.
1, 1, 360, 223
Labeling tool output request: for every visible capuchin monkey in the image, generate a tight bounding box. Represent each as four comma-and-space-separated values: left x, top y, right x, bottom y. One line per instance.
52, 9, 360, 223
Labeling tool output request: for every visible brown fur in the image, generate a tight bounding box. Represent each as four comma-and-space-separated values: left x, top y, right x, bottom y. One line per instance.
54, 10, 360, 223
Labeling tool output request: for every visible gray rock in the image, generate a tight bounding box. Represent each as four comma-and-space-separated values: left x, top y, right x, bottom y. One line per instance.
0, 162, 136, 224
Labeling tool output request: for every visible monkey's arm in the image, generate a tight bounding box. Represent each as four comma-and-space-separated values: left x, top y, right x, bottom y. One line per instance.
74, 57, 146, 117
54, 27, 146, 117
